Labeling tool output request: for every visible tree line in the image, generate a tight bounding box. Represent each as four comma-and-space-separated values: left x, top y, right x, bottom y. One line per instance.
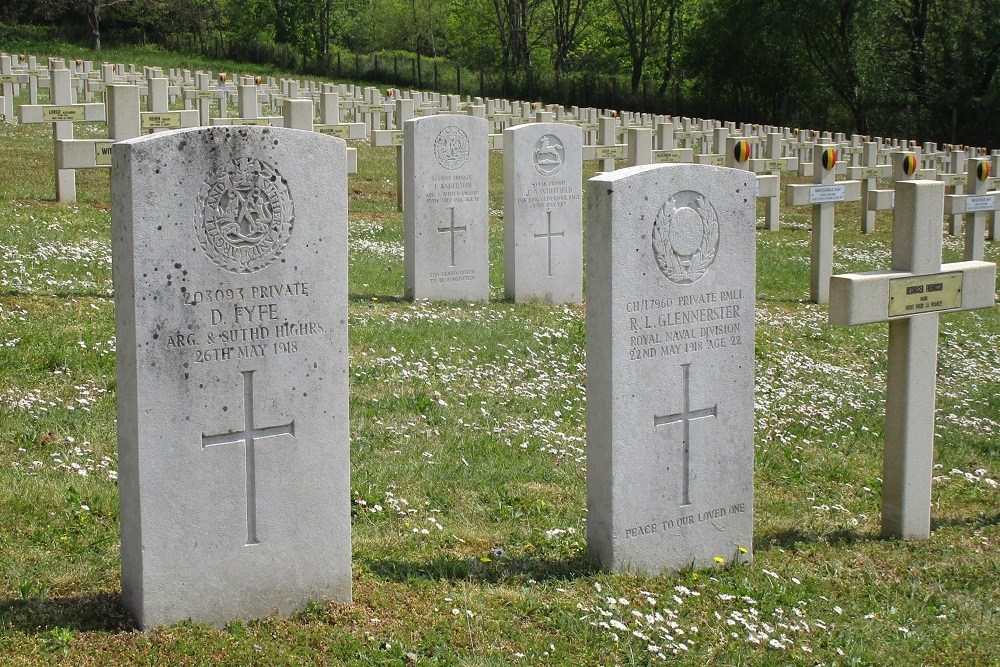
4, 0, 1000, 147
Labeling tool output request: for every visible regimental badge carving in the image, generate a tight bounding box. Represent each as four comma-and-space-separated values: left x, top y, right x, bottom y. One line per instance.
433, 126, 470, 170
196, 157, 294, 273
533, 134, 564, 175
652, 191, 720, 284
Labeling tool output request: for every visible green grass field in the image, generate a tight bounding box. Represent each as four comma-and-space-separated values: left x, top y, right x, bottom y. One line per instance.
1, 47, 999, 666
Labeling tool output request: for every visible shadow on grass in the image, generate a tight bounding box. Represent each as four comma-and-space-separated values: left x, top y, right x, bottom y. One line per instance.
0, 592, 134, 634
755, 526, 875, 551
931, 511, 1000, 531
348, 292, 408, 304
366, 553, 597, 584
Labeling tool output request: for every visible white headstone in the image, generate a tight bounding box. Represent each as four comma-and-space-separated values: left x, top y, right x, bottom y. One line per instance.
502, 122, 583, 304
112, 126, 352, 628
586, 163, 756, 573
404, 114, 490, 301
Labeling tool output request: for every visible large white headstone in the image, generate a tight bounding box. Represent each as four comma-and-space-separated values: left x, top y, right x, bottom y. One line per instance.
586, 163, 756, 573
112, 126, 351, 629
502, 122, 583, 304
404, 114, 490, 301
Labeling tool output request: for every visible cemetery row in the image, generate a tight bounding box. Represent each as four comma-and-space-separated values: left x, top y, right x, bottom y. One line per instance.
2, 53, 998, 632
5, 54, 1000, 309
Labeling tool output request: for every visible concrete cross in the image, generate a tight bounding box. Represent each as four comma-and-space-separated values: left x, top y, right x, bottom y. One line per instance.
829, 180, 996, 538
786, 144, 861, 303
944, 158, 999, 262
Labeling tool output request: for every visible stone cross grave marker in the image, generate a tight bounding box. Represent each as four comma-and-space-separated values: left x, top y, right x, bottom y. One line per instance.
56, 84, 141, 170
112, 126, 352, 628
785, 145, 861, 303
1, 54, 29, 121
586, 163, 756, 573
404, 114, 490, 300
503, 122, 583, 304
847, 141, 891, 234
18, 66, 106, 203
829, 180, 996, 538
749, 133, 799, 231
944, 158, 999, 262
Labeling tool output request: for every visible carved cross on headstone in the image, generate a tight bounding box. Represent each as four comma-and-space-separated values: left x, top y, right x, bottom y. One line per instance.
533, 210, 564, 277
202, 369, 296, 545
654, 363, 718, 506
437, 206, 466, 267
829, 180, 996, 539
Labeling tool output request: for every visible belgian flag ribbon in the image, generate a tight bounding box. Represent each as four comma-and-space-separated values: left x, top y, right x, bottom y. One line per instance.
821, 147, 838, 171
978, 161, 991, 181
902, 154, 918, 176
733, 140, 751, 164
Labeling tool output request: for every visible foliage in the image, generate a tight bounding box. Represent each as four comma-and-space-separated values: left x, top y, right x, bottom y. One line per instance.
4, 0, 1000, 143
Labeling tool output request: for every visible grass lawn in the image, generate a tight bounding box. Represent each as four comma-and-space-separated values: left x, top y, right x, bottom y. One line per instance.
1, 47, 999, 666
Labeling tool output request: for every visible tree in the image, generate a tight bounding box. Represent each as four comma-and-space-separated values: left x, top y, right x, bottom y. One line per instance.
607, 0, 674, 94
550, 0, 590, 83
70, 0, 140, 51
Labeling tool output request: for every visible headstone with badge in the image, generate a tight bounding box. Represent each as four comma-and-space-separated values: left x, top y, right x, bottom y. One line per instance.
503, 122, 583, 304
112, 125, 352, 629
586, 163, 756, 573
404, 114, 490, 301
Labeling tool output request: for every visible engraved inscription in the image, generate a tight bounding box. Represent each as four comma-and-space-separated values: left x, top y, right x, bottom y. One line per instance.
515, 179, 580, 209
202, 369, 295, 545
167, 281, 321, 363
624, 289, 747, 361
888, 271, 963, 317
624, 502, 748, 539
196, 157, 294, 274
426, 174, 480, 206
652, 191, 719, 284
434, 126, 470, 170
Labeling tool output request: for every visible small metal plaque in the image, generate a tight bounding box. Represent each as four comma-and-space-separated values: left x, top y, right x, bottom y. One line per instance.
763, 159, 790, 172
859, 167, 886, 180
41, 105, 86, 121
94, 140, 114, 166
809, 184, 846, 204
965, 195, 996, 213
655, 150, 684, 163
316, 124, 351, 138
889, 272, 963, 317
141, 112, 182, 129
195, 90, 217, 99
231, 118, 271, 126
594, 145, 624, 160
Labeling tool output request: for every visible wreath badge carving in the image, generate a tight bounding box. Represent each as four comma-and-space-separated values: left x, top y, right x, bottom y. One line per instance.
651, 191, 720, 284
196, 157, 294, 273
